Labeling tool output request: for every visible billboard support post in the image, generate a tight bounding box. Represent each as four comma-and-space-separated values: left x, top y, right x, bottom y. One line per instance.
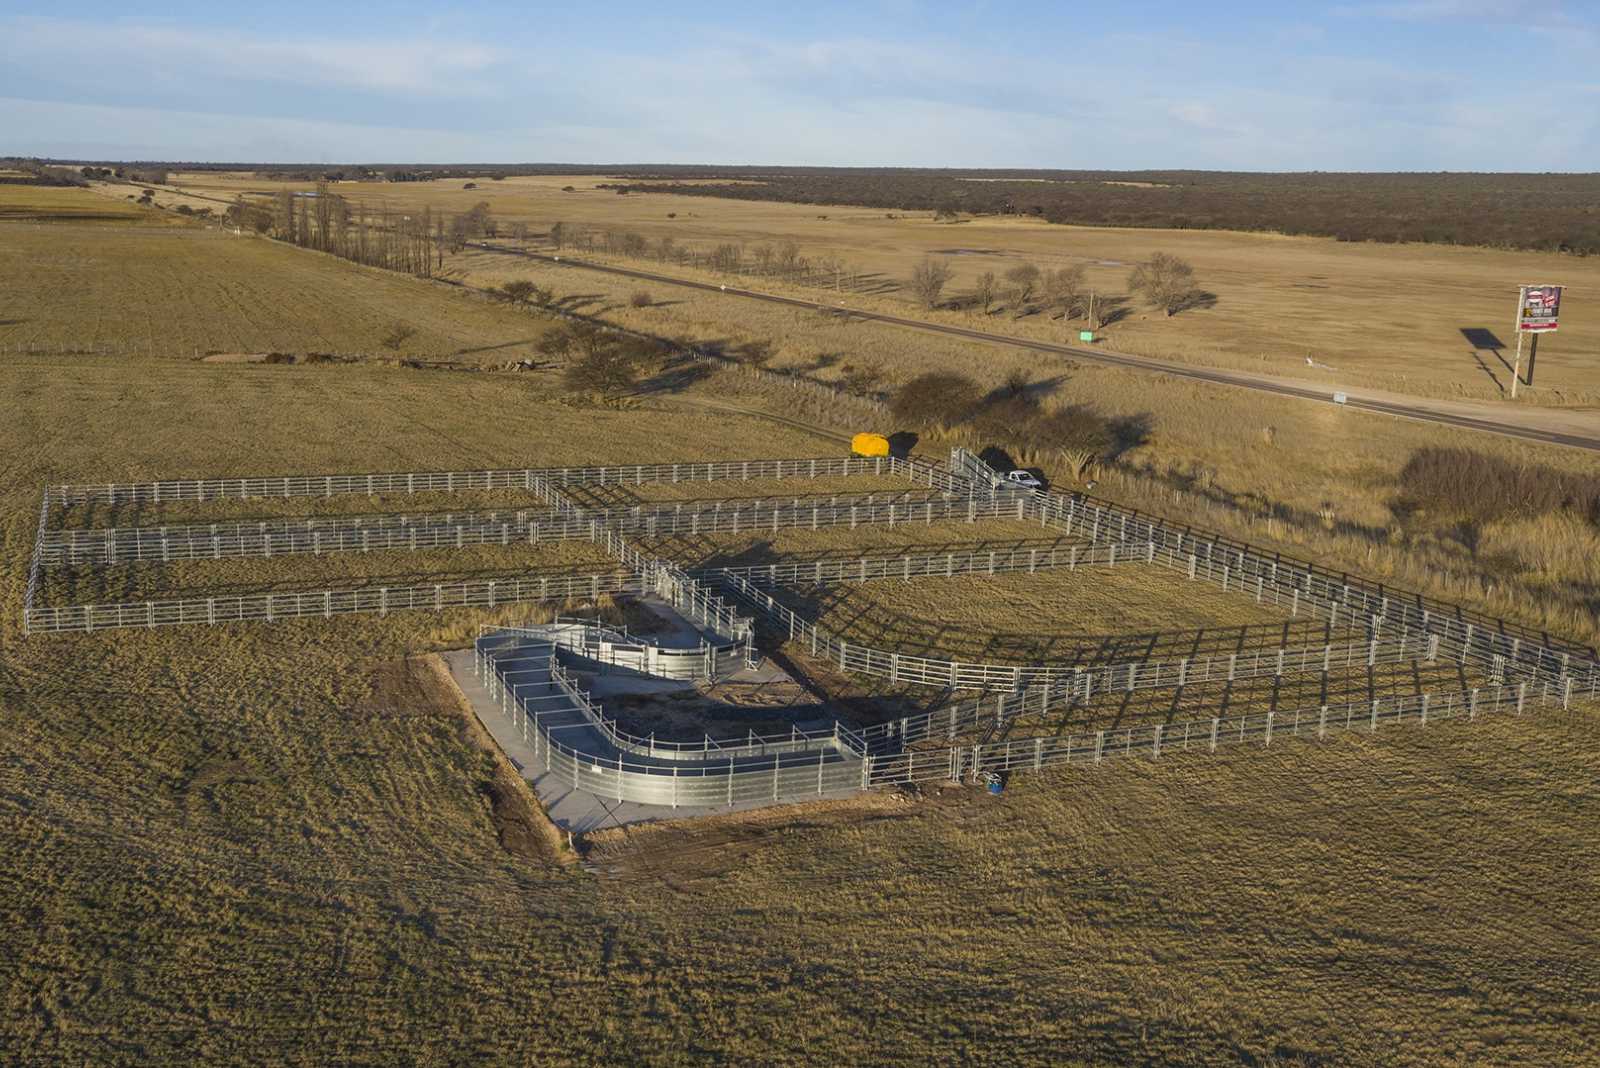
1511, 284, 1563, 399
1512, 330, 1526, 399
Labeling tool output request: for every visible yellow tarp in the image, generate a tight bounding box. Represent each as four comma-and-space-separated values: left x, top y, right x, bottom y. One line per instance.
851, 432, 890, 457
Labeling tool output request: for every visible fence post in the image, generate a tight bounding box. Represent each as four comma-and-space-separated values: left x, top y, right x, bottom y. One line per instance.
1264, 712, 1274, 747
1318, 706, 1328, 739
1152, 724, 1162, 759
1209, 718, 1218, 752
1093, 731, 1104, 764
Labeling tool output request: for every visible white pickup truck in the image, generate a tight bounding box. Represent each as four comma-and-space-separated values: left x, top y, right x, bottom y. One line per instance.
997, 469, 1044, 491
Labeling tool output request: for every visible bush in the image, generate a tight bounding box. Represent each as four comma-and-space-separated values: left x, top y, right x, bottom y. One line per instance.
564, 348, 639, 401
890, 372, 980, 431
380, 322, 417, 352
1399, 447, 1600, 525
497, 280, 545, 304
629, 290, 653, 308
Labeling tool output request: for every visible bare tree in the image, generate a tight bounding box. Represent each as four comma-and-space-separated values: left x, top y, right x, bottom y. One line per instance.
971, 271, 998, 313
1041, 264, 1088, 320
1128, 252, 1198, 316
775, 240, 801, 279
1004, 263, 1040, 315
908, 258, 953, 309
753, 244, 775, 276
548, 221, 566, 250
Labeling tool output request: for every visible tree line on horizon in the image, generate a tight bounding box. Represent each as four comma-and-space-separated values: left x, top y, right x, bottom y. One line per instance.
596, 170, 1600, 256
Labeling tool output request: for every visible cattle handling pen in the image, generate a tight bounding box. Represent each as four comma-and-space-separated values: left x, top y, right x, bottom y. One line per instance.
26, 449, 1600, 817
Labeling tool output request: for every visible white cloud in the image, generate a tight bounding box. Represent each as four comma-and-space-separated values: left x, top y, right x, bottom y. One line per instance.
1, 16, 505, 96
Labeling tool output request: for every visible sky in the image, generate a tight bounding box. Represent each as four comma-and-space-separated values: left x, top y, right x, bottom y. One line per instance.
1, 2, 1597, 170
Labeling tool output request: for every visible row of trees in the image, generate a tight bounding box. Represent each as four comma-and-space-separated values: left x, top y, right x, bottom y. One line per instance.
229, 184, 501, 280
546, 224, 874, 293
909, 253, 1199, 319
599, 170, 1600, 256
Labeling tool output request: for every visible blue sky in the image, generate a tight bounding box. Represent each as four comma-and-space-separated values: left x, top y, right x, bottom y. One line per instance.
1, 2, 1596, 168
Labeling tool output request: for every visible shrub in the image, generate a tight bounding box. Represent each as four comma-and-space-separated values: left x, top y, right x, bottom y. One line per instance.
564, 347, 638, 401
1398, 447, 1600, 525
380, 322, 417, 352
629, 290, 653, 308
890, 372, 980, 431
497, 280, 545, 304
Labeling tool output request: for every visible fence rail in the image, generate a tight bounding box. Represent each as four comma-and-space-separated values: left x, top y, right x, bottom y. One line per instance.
48, 454, 939, 507
868, 680, 1557, 787
39, 489, 980, 567
23, 571, 644, 633
1024, 489, 1600, 695
719, 570, 1476, 696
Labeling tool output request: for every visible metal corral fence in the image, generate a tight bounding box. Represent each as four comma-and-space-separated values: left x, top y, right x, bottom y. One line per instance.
602, 532, 754, 645
481, 628, 854, 759
1019, 487, 1600, 695
943, 448, 1599, 694
868, 679, 1568, 787
45, 454, 939, 507
38, 488, 986, 567
479, 629, 1571, 805
477, 637, 865, 807
531, 619, 749, 683
38, 508, 591, 566
719, 539, 1183, 588
24, 571, 644, 633
717, 569, 1472, 696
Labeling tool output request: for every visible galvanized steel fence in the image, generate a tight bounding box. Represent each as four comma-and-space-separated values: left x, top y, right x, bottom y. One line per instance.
25, 571, 644, 633
45, 454, 936, 507
867, 679, 1564, 787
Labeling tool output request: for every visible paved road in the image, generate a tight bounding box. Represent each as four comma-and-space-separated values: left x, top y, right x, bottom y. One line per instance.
475, 242, 1600, 454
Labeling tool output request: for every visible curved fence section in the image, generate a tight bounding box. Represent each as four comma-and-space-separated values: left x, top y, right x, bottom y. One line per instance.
474, 629, 865, 807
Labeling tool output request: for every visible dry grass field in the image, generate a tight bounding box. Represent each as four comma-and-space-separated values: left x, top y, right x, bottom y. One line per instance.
0, 186, 554, 361
4, 190, 1600, 1064
60, 177, 1600, 657
778, 567, 1292, 659
161, 170, 1600, 404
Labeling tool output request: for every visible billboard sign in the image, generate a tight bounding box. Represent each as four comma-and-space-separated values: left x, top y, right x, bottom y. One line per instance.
1517, 284, 1563, 333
